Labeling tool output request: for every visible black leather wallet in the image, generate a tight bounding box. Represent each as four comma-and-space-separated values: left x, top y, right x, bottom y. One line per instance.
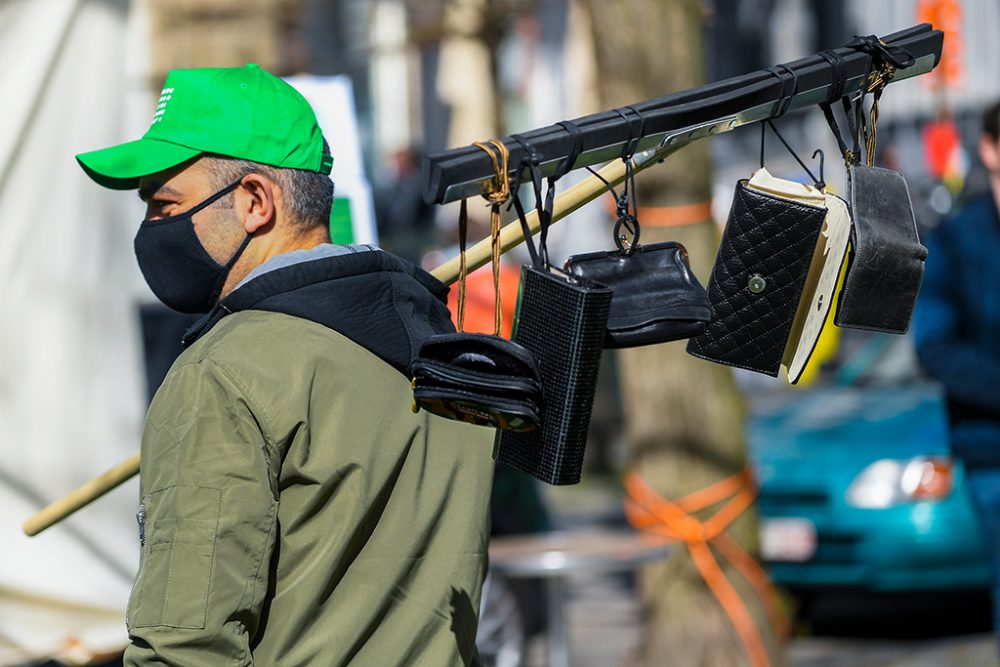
686, 180, 826, 377
564, 241, 711, 348
834, 164, 927, 334
410, 333, 543, 432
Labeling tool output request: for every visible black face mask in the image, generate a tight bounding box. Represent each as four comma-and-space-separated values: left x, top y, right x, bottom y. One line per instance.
134, 180, 252, 314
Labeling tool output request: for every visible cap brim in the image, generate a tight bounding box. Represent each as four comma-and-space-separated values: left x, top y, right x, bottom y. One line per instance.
76, 138, 202, 190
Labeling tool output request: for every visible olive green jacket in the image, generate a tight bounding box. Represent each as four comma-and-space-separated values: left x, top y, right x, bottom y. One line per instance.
124, 307, 494, 666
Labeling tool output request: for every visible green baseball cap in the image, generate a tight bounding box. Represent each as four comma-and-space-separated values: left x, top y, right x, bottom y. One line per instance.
77, 63, 334, 190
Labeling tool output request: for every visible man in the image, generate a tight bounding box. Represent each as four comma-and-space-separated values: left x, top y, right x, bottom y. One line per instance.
913, 101, 1000, 642
76, 64, 494, 665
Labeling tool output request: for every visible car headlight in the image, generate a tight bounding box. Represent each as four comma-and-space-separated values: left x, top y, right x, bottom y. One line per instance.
845, 457, 954, 509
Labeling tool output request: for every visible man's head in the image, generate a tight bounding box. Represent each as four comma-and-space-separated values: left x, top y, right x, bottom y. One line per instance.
76, 64, 335, 312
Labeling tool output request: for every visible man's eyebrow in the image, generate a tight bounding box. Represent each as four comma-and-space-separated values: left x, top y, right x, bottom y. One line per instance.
137, 183, 181, 202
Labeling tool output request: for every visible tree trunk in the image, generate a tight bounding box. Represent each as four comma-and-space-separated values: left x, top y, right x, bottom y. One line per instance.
147, 0, 307, 84
578, 1, 786, 665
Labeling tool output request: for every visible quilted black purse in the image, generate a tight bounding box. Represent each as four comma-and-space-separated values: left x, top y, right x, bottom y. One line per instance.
410, 140, 544, 431
685, 175, 827, 377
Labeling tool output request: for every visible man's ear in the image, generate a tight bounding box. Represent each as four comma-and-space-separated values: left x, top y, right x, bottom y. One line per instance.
236, 173, 277, 234
980, 135, 1000, 175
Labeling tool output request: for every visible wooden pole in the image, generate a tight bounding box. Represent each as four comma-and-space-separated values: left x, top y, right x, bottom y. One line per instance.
23, 452, 141, 536
23, 150, 659, 537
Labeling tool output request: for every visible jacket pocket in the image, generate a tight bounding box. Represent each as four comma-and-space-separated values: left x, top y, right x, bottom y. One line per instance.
128, 485, 222, 629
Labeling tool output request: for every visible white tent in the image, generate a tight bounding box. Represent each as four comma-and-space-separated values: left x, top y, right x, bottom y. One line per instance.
0, 0, 146, 663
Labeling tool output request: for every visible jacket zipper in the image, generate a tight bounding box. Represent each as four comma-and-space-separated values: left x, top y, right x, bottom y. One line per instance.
125, 502, 147, 627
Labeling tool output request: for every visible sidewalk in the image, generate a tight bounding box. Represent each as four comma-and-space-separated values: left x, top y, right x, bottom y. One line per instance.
518, 477, 997, 667
523, 566, 996, 667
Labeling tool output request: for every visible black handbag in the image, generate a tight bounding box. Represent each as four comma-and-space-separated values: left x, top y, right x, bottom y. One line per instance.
565, 241, 710, 348
820, 40, 926, 334
834, 163, 927, 333
410, 140, 544, 432
686, 178, 827, 377
495, 129, 613, 485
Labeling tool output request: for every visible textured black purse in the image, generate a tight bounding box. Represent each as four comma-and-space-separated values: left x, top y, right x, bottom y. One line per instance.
686, 178, 826, 377
496, 128, 613, 485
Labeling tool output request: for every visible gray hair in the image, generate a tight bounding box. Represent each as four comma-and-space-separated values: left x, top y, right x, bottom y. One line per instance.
202, 141, 335, 233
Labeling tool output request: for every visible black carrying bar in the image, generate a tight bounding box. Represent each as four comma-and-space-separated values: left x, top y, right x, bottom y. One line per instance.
422, 24, 943, 205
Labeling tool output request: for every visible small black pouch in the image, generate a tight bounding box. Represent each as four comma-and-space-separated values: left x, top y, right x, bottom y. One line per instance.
411, 139, 544, 432
565, 242, 710, 349
834, 163, 927, 333
686, 180, 826, 377
496, 127, 613, 485
411, 333, 542, 431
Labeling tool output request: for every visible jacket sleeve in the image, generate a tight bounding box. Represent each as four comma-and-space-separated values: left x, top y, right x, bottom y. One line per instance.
913, 224, 1000, 412
124, 359, 279, 667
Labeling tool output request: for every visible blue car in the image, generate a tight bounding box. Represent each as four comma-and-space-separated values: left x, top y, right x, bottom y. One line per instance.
747, 336, 991, 593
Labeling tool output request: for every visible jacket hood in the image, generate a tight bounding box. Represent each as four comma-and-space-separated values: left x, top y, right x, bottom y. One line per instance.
183, 250, 456, 375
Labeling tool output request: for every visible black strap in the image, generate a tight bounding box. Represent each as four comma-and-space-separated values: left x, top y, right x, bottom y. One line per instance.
508, 133, 544, 269
766, 65, 798, 119
819, 49, 848, 103
821, 37, 915, 166
537, 121, 586, 267
608, 108, 647, 254
846, 34, 915, 70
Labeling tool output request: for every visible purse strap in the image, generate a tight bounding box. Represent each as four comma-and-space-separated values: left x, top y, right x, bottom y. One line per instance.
583, 106, 649, 257
819, 36, 915, 168
508, 121, 584, 271
759, 66, 826, 190
456, 139, 511, 335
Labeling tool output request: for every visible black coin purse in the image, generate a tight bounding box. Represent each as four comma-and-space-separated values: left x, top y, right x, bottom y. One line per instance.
411, 333, 543, 432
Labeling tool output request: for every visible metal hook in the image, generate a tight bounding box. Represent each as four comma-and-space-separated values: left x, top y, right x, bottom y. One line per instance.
812, 148, 826, 190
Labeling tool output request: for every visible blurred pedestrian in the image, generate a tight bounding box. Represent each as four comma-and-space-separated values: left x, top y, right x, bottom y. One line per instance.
914, 99, 1000, 648
75, 64, 493, 665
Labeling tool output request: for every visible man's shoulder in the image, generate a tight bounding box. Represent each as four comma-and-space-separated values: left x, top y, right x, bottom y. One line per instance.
178, 310, 392, 377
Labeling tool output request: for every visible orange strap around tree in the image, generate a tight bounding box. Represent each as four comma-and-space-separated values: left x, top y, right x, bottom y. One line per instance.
602, 196, 713, 228
635, 201, 713, 227
624, 469, 790, 667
